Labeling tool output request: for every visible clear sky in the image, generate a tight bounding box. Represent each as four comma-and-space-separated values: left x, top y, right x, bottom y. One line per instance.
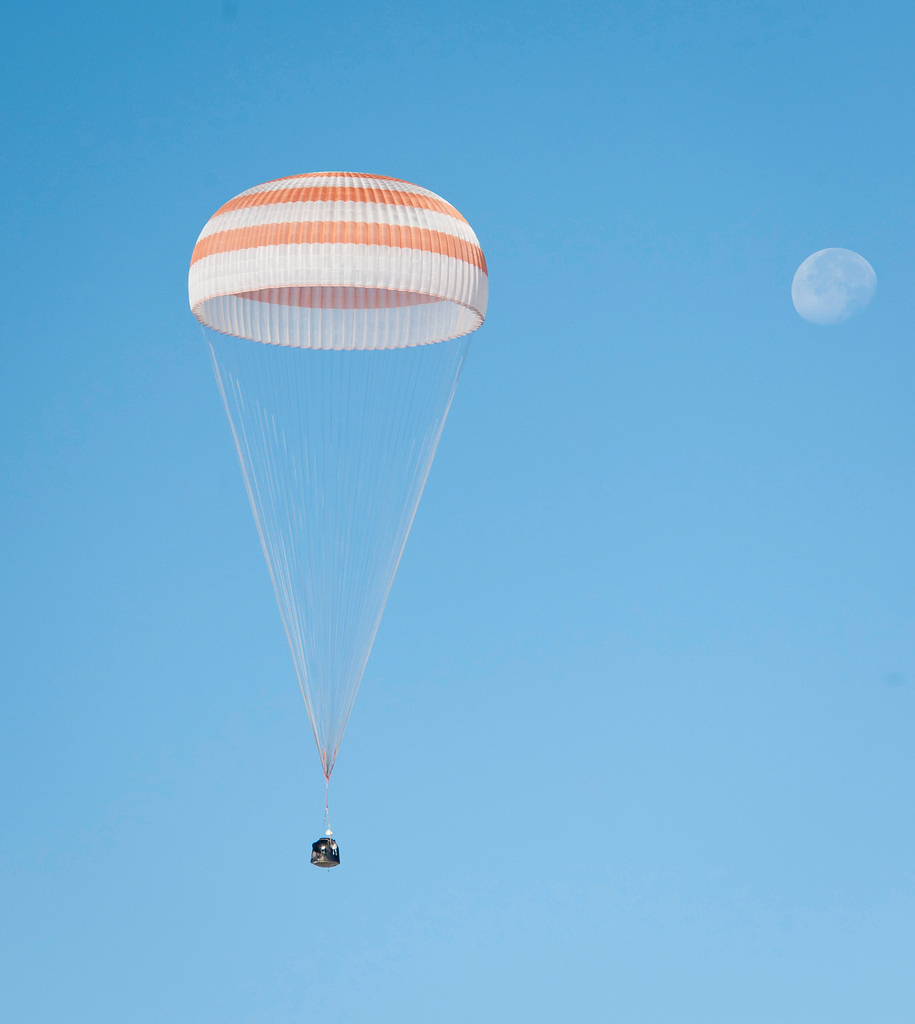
2, 1, 914, 1021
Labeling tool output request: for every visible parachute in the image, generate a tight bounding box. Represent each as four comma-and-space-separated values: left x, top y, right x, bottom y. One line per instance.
189, 172, 488, 835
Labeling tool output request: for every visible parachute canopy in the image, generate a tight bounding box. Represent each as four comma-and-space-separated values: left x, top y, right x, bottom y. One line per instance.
190, 173, 487, 783
189, 172, 488, 349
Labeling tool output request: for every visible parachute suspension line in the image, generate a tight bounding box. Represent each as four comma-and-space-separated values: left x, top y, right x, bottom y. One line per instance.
208, 331, 317, 731
324, 775, 331, 836
207, 330, 470, 783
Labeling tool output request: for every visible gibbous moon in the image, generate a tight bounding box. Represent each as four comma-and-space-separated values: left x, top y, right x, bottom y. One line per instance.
791, 248, 876, 325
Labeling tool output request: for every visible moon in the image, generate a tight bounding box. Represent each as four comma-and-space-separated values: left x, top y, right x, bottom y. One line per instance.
791, 248, 876, 325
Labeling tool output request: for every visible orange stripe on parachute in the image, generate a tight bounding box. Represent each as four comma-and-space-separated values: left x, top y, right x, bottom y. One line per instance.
214, 185, 469, 223
191, 221, 488, 273
263, 171, 410, 186
236, 287, 443, 309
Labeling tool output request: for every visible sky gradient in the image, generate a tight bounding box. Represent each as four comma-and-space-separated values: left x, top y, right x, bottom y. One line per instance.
2, 1, 914, 1021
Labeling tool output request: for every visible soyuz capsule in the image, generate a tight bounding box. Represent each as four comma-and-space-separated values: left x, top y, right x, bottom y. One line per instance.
311, 834, 340, 868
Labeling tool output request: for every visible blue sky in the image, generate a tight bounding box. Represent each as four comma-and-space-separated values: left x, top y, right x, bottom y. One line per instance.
2, 1, 914, 1021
